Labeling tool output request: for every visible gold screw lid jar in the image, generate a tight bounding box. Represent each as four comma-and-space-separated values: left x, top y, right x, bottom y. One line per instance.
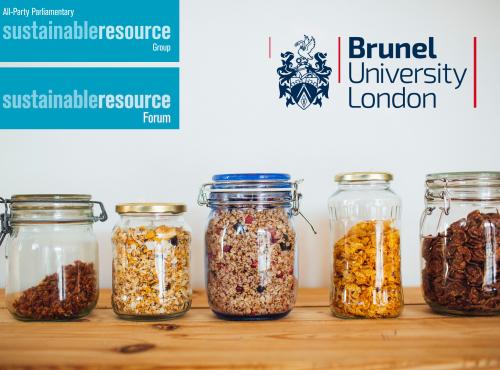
115, 203, 186, 214
334, 172, 393, 183
111, 202, 191, 320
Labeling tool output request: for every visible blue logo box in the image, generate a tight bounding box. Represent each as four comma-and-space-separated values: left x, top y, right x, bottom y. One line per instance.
0, 68, 179, 129
0, 0, 179, 62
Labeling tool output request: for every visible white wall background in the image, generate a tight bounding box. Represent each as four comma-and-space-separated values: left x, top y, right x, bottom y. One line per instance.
0, 0, 498, 288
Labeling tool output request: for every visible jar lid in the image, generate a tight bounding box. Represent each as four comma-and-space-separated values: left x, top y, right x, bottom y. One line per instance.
334, 172, 393, 183
425, 171, 500, 202
426, 171, 500, 182
198, 173, 301, 213
11, 194, 92, 210
212, 173, 291, 183
0, 194, 107, 247
116, 203, 186, 214
211, 173, 293, 190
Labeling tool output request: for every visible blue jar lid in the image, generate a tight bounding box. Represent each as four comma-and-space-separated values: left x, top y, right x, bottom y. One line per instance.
212, 173, 291, 182
199, 173, 296, 208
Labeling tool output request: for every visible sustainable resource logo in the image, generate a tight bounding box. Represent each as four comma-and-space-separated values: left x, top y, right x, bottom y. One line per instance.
276, 35, 332, 110
0, 0, 179, 62
0, 68, 179, 129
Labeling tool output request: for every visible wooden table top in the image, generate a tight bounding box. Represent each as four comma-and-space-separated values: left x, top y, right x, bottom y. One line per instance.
0, 287, 499, 370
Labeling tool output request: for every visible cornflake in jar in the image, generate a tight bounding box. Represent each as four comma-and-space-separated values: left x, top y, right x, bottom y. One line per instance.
331, 220, 403, 318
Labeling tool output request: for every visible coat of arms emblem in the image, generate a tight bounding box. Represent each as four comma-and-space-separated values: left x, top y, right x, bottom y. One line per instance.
277, 35, 332, 109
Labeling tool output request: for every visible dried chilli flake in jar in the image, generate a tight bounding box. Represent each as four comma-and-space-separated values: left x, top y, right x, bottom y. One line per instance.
12, 260, 97, 320
112, 203, 192, 320
206, 207, 297, 318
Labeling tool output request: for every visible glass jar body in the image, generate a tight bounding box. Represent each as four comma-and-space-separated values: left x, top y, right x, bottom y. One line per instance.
205, 205, 298, 320
421, 200, 500, 316
328, 183, 403, 318
5, 223, 99, 321
111, 214, 192, 320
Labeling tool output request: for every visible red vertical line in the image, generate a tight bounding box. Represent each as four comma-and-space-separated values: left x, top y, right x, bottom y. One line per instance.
473, 36, 477, 108
337, 36, 341, 83
268, 36, 272, 59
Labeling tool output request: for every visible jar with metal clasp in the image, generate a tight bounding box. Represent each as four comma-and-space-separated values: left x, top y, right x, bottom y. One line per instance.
198, 173, 315, 320
421, 172, 500, 316
0, 194, 107, 321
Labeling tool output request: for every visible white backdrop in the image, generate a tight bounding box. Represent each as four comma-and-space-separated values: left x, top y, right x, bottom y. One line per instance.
0, 0, 498, 288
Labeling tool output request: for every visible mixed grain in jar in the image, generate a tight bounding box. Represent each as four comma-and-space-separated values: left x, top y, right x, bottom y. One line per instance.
328, 173, 403, 319
198, 173, 304, 320
112, 203, 191, 320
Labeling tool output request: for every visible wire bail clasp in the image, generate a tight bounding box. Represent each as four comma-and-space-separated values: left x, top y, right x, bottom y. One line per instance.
197, 183, 212, 207
0, 198, 12, 256
425, 177, 451, 215
292, 180, 317, 235
90, 201, 108, 223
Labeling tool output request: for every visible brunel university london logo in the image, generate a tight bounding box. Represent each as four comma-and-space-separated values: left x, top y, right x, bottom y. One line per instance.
277, 35, 332, 110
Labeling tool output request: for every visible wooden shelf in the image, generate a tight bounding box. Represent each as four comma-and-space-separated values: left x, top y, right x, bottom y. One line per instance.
1, 287, 499, 369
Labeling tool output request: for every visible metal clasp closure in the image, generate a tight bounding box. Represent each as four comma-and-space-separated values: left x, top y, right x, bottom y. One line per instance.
0, 198, 12, 251
292, 180, 317, 234
425, 177, 451, 215
197, 183, 211, 207
89, 201, 108, 223
197, 179, 316, 234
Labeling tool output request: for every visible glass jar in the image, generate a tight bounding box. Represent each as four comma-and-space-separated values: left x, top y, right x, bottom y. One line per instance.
421, 172, 500, 316
328, 172, 403, 319
198, 173, 303, 320
0, 194, 107, 321
112, 203, 192, 320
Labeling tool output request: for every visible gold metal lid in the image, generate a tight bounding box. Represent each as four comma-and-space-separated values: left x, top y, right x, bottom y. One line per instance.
116, 203, 186, 214
334, 172, 393, 183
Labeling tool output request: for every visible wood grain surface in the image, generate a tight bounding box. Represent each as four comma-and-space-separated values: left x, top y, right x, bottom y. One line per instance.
0, 287, 499, 370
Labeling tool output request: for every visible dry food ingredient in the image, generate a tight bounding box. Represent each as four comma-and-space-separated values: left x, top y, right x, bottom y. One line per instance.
422, 210, 500, 314
332, 220, 402, 318
112, 225, 191, 317
206, 207, 297, 318
11, 260, 97, 320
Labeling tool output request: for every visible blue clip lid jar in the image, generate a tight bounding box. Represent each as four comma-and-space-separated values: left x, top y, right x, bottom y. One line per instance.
198, 173, 302, 320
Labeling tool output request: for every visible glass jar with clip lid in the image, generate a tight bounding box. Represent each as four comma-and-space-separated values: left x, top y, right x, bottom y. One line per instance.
0, 194, 107, 321
198, 173, 315, 321
421, 172, 500, 316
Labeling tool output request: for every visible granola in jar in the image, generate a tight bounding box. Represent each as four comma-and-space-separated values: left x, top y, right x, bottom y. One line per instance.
206, 207, 297, 319
199, 173, 303, 320
112, 203, 191, 320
